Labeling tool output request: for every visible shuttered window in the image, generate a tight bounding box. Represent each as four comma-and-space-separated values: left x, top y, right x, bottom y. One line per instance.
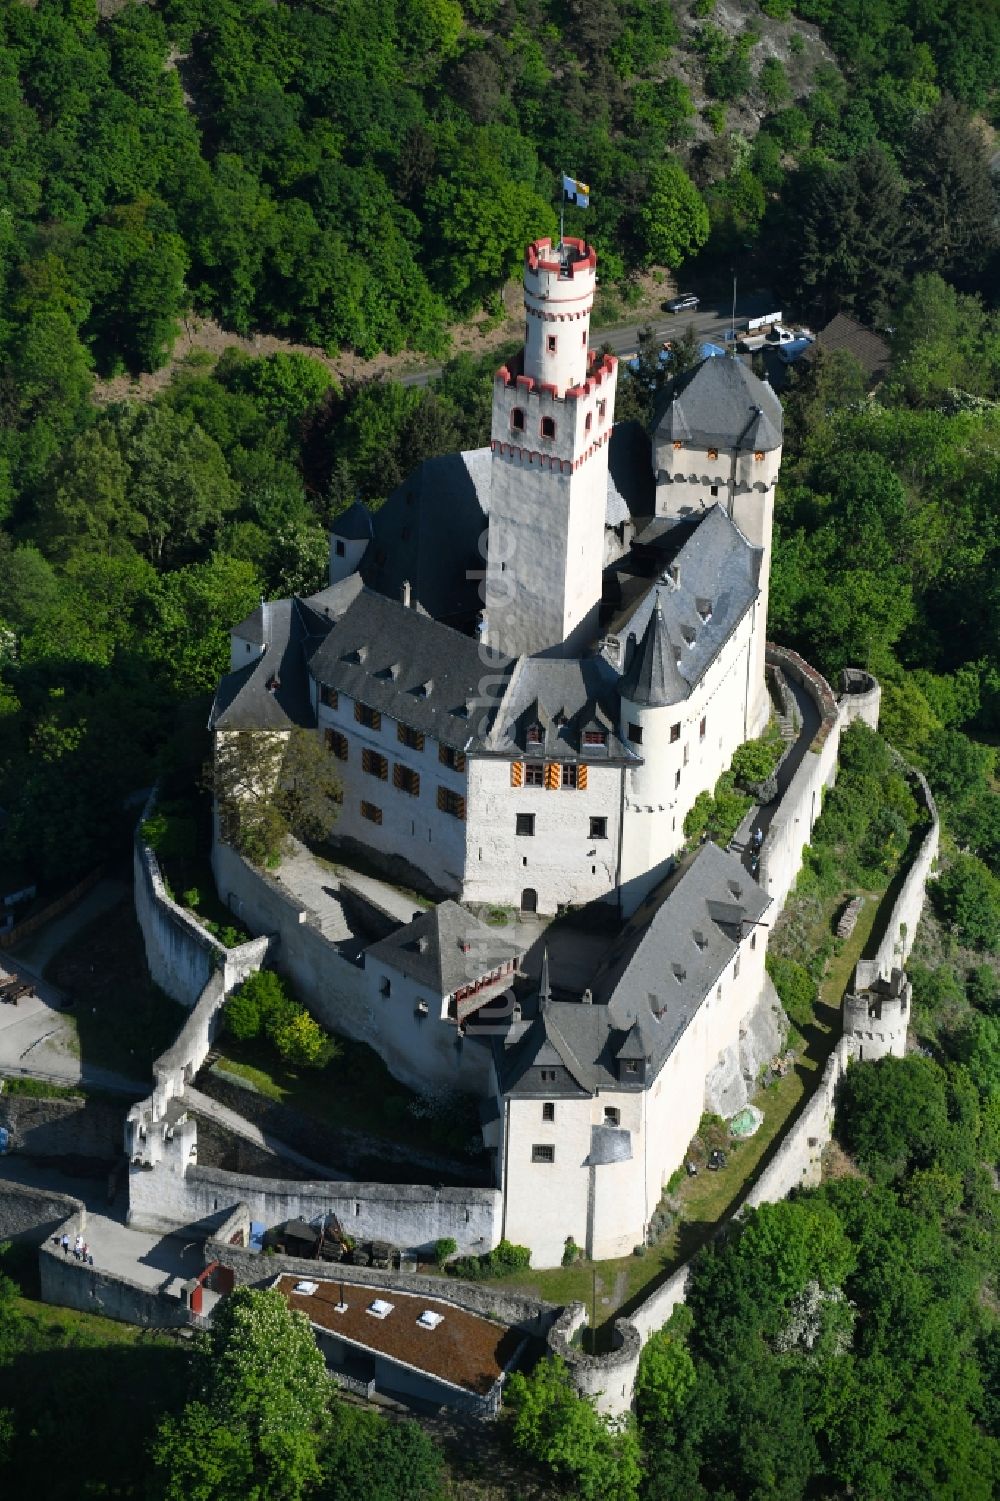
437, 786, 466, 820
355, 703, 381, 730
362, 749, 388, 780
544, 762, 560, 790
511, 761, 524, 787
397, 724, 424, 751
577, 763, 588, 790
324, 729, 348, 761
393, 763, 420, 796
561, 764, 578, 789
320, 686, 338, 708
439, 744, 466, 772
360, 801, 382, 825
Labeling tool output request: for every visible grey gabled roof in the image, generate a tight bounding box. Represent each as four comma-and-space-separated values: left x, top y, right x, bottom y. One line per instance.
210, 597, 331, 732
654, 355, 783, 453
482, 654, 634, 762
361, 448, 491, 626
609, 504, 761, 696
364, 901, 522, 996
308, 587, 514, 751
499, 844, 770, 1099
619, 589, 688, 707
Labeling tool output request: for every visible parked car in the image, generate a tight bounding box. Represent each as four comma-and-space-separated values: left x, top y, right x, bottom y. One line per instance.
707, 1148, 727, 1171
664, 293, 699, 313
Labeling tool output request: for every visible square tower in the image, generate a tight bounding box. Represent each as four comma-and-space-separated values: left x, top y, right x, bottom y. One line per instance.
485, 238, 618, 659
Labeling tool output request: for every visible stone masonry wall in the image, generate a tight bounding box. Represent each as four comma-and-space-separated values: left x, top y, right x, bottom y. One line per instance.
0, 1177, 85, 1245
39, 1219, 191, 1329
0, 1094, 124, 1167
860, 768, 939, 981
131, 1161, 501, 1255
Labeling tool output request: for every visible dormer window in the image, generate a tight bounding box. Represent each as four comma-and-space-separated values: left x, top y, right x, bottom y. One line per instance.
526, 722, 543, 746
696, 599, 713, 622
511, 407, 525, 431
583, 729, 607, 747
672, 963, 686, 982
672, 440, 682, 450
754, 450, 765, 461
707, 448, 718, 461
540, 415, 556, 439
693, 930, 707, 951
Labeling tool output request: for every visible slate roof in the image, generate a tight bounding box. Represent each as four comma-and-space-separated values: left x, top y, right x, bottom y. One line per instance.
483, 653, 635, 762
308, 587, 514, 750
654, 355, 783, 453
331, 500, 373, 543
210, 597, 333, 732
608, 504, 762, 701
364, 901, 523, 996
498, 844, 769, 1098
361, 449, 492, 626
799, 312, 890, 386
619, 590, 688, 707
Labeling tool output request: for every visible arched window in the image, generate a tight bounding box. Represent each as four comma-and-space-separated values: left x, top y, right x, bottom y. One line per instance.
707, 448, 719, 461
511, 407, 525, 431
585, 411, 593, 432
540, 415, 556, 439
672, 440, 682, 451
754, 449, 765, 461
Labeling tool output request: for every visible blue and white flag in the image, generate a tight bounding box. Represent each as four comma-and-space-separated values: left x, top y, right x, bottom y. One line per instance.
562, 174, 590, 208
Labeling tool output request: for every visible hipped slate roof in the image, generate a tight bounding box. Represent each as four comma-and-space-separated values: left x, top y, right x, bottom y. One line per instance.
361, 448, 492, 625
610, 504, 762, 701
210, 597, 332, 732
365, 901, 523, 996
800, 312, 890, 386
499, 844, 769, 1098
654, 356, 783, 453
308, 587, 514, 750
331, 500, 373, 543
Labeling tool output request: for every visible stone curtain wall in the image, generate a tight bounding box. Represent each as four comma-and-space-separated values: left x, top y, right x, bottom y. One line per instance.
39, 1217, 192, 1329
0, 1177, 85, 1245
759, 645, 845, 912
0, 1094, 124, 1166
859, 767, 939, 980
838, 668, 882, 730
744, 1039, 851, 1208
134, 789, 270, 1008
131, 1160, 502, 1255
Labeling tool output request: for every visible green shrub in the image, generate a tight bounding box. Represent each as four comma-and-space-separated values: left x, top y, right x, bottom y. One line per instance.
434, 1237, 457, 1267
448, 1239, 531, 1281
731, 734, 783, 787
225, 987, 263, 1042
562, 1237, 582, 1267
226, 970, 339, 1068
761, 0, 793, 16
766, 954, 817, 1028
931, 855, 1000, 952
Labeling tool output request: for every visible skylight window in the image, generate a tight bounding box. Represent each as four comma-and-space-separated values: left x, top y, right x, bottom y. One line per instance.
367, 1299, 394, 1319
417, 1310, 445, 1329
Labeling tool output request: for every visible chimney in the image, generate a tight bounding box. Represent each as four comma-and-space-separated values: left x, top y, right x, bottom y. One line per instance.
402, 579, 411, 609
581, 988, 593, 1005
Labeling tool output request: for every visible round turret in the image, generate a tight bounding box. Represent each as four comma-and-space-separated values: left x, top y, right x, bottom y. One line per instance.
523, 237, 597, 395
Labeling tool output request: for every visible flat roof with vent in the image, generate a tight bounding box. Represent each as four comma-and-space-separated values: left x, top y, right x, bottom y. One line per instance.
273, 1275, 523, 1396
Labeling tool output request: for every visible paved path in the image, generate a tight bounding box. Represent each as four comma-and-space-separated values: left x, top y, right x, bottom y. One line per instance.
185, 1083, 353, 1182
10, 878, 127, 975
273, 842, 426, 934
399, 293, 780, 388
731, 675, 822, 877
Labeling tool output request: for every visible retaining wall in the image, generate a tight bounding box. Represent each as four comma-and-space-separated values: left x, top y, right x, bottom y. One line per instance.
0, 1093, 124, 1166
134, 790, 270, 1008
858, 768, 939, 981
759, 645, 843, 913
0, 1177, 85, 1245
131, 1160, 501, 1254
39, 1222, 191, 1329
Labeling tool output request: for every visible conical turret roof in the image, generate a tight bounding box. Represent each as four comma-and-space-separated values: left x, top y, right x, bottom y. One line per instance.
619, 591, 688, 708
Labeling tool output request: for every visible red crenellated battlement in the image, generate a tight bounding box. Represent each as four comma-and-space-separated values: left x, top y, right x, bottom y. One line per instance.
565, 351, 617, 400
525, 236, 597, 276
496, 349, 615, 398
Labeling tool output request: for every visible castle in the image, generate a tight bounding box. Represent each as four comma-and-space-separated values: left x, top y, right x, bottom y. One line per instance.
204, 236, 837, 1267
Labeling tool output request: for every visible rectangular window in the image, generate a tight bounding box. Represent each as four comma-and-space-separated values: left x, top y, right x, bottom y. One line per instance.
360, 801, 382, 825
397, 723, 424, 751
525, 761, 545, 787
590, 816, 607, 840
561, 763, 578, 790
437, 786, 466, 820
699, 716, 707, 741
516, 813, 535, 837
324, 728, 348, 761
710, 484, 719, 497
683, 744, 689, 766
532, 1144, 555, 1164
598, 399, 606, 422
362, 748, 388, 780
627, 722, 643, 745
439, 744, 466, 772
540, 1069, 556, 1082
415, 999, 429, 1018
604, 1106, 620, 1127
335, 540, 346, 557
734, 954, 741, 978
751, 932, 757, 951
674, 769, 681, 789
393, 763, 420, 796
320, 685, 338, 709
583, 729, 607, 747
670, 722, 681, 743
355, 702, 381, 731
547, 334, 556, 353
542, 1102, 555, 1122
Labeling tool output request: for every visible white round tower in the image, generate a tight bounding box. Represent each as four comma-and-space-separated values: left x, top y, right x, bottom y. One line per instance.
522, 236, 597, 395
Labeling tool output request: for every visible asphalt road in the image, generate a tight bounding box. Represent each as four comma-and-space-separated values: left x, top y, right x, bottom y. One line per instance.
399, 292, 780, 388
